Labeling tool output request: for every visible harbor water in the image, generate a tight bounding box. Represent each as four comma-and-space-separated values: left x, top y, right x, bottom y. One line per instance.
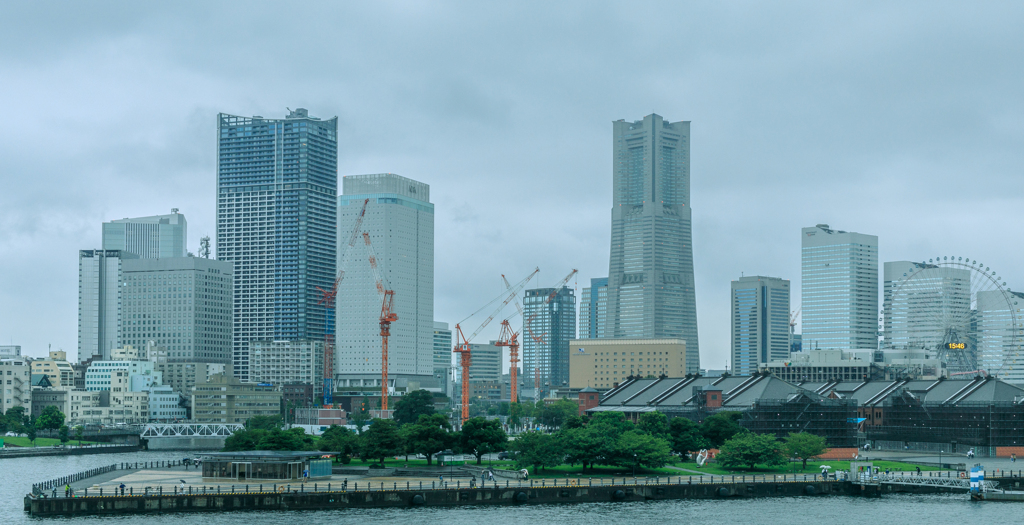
2, 450, 1020, 524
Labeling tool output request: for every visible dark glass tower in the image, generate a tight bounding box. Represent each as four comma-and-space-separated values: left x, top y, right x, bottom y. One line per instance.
216, 109, 338, 381
606, 114, 700, 373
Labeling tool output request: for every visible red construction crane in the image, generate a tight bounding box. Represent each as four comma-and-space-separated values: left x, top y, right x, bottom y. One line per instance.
524, 269, 578, 400
454, 268, 538, 423
315, 198, 369, 407
363, 231, 398, 412
497, 273, 528, 404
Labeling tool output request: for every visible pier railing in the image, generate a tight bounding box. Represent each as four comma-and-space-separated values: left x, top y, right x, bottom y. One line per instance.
32, 460, 192, 494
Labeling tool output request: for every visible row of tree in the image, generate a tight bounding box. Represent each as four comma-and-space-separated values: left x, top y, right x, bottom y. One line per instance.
0, 406, 85, 446
223, 413, 508, 467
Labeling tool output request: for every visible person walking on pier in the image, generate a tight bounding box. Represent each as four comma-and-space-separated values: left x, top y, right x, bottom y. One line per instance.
64, 484, 69, 498
51, 487, 57, 499
119, 483, 125, 496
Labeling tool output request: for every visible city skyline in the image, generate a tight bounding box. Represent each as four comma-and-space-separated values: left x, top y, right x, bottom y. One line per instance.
4, 3, 1024, 373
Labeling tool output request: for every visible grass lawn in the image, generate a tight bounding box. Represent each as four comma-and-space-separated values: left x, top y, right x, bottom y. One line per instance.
3, 437, 98, 447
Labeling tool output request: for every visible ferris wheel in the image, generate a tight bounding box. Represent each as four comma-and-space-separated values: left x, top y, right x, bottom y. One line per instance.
882, 256, 1021, 378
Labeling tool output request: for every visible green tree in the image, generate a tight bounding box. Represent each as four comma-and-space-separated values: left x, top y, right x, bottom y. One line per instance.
538, 399, 579, 429
717, 432, 787, 470
561, 425, 603, 470
508, 402, 526, 428
637, 412, 670, 438
783, 432, 829, 470
36, 406, 65, 431
257, 427, 316, 451
393, 389, 436, 426
73, 426, 84, 446
319, 425, 359, 463
223, 429, 267, 451
616, 430, 672, 469
512, 430, 563, 473
58, 425, 70, 444
27, 425, 37, 446
403, 413, 453, 465
668, 417, 708, 459
459, 417, 507, 465
701, 411, 744, 448
361, 418, 403, 467
3, 406, 27, 433
245, 415, 282, 431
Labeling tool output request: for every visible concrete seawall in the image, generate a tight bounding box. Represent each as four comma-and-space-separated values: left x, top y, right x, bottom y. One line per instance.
0, 445, 141, 459
26, 480, 868, 516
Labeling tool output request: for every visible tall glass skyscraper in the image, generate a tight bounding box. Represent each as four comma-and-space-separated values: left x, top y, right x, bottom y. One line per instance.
102, 211, 187, 258
977, 290, 1024, 384
578, 277, 608, 339
216, 108, 338, 382
606, 114, 699, 373
801, 224, 878, 351
730, 276, 791, 376
882, 261, 971, 352
523, 286, 576, 397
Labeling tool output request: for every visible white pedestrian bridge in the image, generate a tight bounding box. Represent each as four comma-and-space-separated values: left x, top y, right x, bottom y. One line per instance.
141, 424, 244, 450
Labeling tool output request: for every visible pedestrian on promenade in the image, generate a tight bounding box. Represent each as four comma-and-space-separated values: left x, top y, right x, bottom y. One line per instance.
1012, 453, 1017, 463
119, 483, 125, 495
64, 484, 70, 498
51, 487, 57, 498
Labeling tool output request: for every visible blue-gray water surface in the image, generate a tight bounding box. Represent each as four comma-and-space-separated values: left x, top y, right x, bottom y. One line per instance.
2, 451, 1019, 524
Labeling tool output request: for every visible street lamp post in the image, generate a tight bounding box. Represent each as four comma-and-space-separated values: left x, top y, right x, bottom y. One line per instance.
633, 454, 637, 477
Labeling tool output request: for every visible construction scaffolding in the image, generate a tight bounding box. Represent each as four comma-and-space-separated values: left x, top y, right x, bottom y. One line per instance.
741, 397, 859, 447
866, 399, 1024, 447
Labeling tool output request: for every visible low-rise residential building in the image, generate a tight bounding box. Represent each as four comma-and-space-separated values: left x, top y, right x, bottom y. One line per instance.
69, 390, 149, 425
192, 374, 282, 424
568, 339, 688, 390
31, 351, 76, 388
1, 358, 32, 414
145, 384, 186, 422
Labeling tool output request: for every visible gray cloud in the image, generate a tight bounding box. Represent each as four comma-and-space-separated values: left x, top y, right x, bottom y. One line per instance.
2, 1, 1023, 370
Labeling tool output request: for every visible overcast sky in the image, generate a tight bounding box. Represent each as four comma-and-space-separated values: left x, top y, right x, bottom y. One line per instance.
1, 1, 1023, 370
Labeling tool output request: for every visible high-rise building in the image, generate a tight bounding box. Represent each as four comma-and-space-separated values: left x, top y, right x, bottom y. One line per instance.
216, 109, 338, 382
606, 114, 700, 373
467, 341, 502, 383
977, 290, 1024, 384
79, 249, 137, 363
335, 174, 434, 390
433, 322, 453, 397
523, 287, 576, 396
121, 257, 233, 365
102, 211, 187, 258
730, 276, 791, 376
801, 224, 879, 351
578, 277, 608, 340
882, 261, 971, 353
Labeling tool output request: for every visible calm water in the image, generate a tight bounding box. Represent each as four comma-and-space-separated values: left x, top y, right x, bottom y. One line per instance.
2, 451, 1019, 524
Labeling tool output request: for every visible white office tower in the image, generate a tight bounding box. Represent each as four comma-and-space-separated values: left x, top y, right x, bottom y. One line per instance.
79, 250, 137, 363
977, 290, 1024, 384
882, 261, 971, 353
433, 322, 453, 396
801, 224, 879, 351
335, 174, 435, 391
730, 276, 791, 376
102, 211, 187, 258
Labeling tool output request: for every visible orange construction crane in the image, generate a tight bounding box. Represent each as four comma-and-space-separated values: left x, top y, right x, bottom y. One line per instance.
316, 198, 369, 407
454, 268, 538, 423
363, 231, 398, 412
497, 274, 528, 404
524, 269, 578, 400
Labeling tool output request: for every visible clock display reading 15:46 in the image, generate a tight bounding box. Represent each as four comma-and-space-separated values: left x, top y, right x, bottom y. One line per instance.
947, 342, 966, 350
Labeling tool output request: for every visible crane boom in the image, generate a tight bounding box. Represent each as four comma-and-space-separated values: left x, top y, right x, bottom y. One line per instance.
316, 198, 369, 406
363, 232, 398, 413
500, 273, 528, 405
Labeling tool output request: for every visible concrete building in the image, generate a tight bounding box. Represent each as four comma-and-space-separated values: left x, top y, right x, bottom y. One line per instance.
0, 345, 21, 357
283, 383, 315, 408
31, 388, 69, 418
249, 340, 323, 399
977, 290, 1024, 384
578, 277, 608, 340
78, 249, 137, 363
467, 341, 502, 383
336, 174, 435, 389
144, 384, 186, 422
121, 257, 234, 365
31, 350, 76, 388
192, 374, 282, 424
606, 114, 700, 373
801, 224, 879, 351
731, 276, 791, 377
68, 390, 149, 425
102, 211, 187, 259
1, 358, 32, 414
568, 339, 687, 390
765, 349, 883, 383
84, 360, 161, 392
216, 109, 338, 382
523, 287, 576, 397
433, 322, 453, 397
150, 360, 225, 398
